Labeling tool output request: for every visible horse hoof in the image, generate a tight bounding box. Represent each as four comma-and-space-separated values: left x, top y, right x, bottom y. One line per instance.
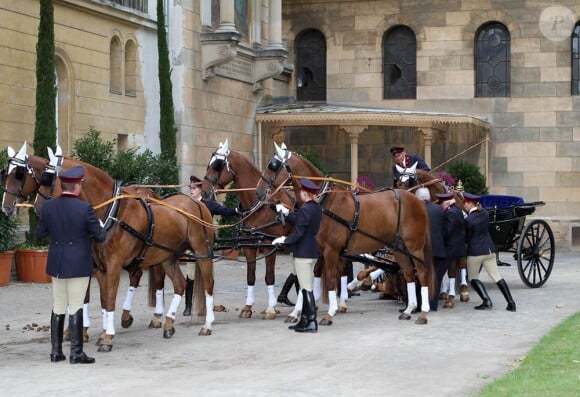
443, 297, 455, 309
415, 317, 428, 325
398, 312, 411, 320
261, 312, 277, 320
338, 306, 347, 313
439, 292, 448, 300
239, 305, 253, 318
121, 316, 133, 329
319, 315, 333, 326
198, 328, 212, 336
460, 294, 470, 302
284, 316, 298, 324
148, 320, 162, 329
163, 328, 175, 339
97, 344, 113, 353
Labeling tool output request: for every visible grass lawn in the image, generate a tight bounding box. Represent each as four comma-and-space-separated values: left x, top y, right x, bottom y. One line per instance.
477, 311, 580, 397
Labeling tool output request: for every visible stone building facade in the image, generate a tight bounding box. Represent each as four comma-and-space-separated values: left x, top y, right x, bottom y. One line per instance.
1, 0, 579, 248
272, 0, 580, 249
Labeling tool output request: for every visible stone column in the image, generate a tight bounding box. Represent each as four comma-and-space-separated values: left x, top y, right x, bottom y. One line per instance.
341, 125, 367, 184
268, 0, 283, 49
418, 127, 434, 168
216, 0, 236, 33
200, 0, 212, 30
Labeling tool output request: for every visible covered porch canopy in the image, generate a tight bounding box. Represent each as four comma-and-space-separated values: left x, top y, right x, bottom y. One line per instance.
256, 103, 492, 182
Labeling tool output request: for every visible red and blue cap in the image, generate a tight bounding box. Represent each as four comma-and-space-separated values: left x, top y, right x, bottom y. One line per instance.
60, 166, 84, 184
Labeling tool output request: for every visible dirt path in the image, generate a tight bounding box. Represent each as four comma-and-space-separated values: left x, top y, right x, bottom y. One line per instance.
1, 251, 578, 396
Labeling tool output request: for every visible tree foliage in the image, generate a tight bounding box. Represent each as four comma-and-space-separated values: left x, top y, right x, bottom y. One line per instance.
156, 0, 178, 185
34, 0, 56, 158
448, 162, 488, 195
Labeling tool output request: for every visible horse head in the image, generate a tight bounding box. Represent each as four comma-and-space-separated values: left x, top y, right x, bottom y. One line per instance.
255, 142, 293, 201
33, 145, 65, 215
2, 141, 42, 217
394, 161, 419, 189
202, 139, 235, 200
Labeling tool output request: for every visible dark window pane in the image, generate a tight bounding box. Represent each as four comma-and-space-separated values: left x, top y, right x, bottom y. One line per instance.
572, 23, 580, 95
295, 29, 326, 102
475, 22, 510, 97
383, 25, 417, 99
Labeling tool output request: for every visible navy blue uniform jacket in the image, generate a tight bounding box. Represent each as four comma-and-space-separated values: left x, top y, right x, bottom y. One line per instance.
392, 153, 430, 179
284, 200, 322, 259
444, 204, 467, 258
203, 199, 237, 217
37, 194, 106, 278
425, 201, 447, 259
465, 208, 496, 256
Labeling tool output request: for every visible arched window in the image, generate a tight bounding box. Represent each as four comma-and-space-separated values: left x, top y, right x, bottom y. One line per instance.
383, 25, 417, 99
110, 36, 122, 94
475, 22, 510, 97
572, 22, 580, 95
125, 39, 137, 96
295, 29, 326, 102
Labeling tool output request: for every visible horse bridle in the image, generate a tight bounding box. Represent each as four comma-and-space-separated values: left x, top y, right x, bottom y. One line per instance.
258, 153, 294, 202
2, 157, 40, 202
203, 152, 235, 200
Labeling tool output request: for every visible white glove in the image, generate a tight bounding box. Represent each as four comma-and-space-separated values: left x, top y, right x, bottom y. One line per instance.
275, 204, 289, 216
99, 219, 105, 228
272, 236, 286, 245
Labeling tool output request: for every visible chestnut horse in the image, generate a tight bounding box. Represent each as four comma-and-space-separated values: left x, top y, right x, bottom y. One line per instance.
256, 143, 435, 325
2, 144, 168, 335
201, 140, 298, 320
34, 156, 216, 351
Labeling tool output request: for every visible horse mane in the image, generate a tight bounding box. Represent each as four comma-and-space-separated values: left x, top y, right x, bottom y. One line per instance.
63, 156, 115, 184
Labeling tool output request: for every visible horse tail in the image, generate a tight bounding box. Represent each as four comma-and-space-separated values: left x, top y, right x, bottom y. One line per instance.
148, 269, 156, 307
192, 260, 207, 316
423, 228, 436, 300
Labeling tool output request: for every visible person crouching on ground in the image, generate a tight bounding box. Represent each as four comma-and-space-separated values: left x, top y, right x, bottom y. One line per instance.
37, 166, 106, 364
272, 178, 322, 333
463, 192, 516, 312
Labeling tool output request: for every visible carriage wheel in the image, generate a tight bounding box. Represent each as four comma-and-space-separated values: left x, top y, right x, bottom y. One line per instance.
516, 220, 555, 288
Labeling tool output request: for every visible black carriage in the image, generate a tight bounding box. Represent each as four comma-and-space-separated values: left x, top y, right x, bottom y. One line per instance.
479, 195, 555, 288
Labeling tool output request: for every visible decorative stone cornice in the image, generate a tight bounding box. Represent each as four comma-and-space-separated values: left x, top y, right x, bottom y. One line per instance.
201, 31, 241, 80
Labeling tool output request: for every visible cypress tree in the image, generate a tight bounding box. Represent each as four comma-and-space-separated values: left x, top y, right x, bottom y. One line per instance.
156, 0, 178, 185
34, 0, 57, 158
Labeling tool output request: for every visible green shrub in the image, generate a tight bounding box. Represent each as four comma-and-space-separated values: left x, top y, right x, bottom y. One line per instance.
72, 127, 178, 195
0, 213, 19, 252
448, 162, 488, 195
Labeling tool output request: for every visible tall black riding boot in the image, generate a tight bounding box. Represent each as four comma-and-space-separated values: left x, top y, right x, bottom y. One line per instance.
295, 290, 318, 333
470, 279, 493, 310
497, 279, 516, 312
50, 312, 66, 362
277, 273, 296, 306
183, 277, 194, 316
69, 309, 95, 364
288, 289, 308, 330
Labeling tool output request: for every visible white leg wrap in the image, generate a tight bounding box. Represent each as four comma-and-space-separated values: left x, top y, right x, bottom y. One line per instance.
370, 269, 385, 281
267, 285, 277, 308
166, 294, 181, 320
105, 311, 115, 335
122, 286, 137, 311
406, 282, 417, 309
440, 273, 449, 293
313, 277, 322, 301
340, 276, 348, 301
204, 292, 215, 328
155, 289, 164, 315
347, 278, 361, 290
461, 268, 468, 285
420, 287, 430, 313
101, 309, 107, 330
83, 303, 90, 328
245, 285, 255, 306
449, 278, 456, 296
328, 290, 338, 317
289, 291, 303, 318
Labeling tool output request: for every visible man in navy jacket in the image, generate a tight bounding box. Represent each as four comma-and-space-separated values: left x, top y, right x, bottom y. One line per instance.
37, 165, 106, 364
